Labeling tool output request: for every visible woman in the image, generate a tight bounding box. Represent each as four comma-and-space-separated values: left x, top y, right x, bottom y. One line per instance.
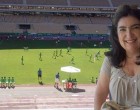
94, 5, 140, 110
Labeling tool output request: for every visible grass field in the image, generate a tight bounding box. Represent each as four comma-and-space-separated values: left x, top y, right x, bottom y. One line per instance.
0, 48, 108, 85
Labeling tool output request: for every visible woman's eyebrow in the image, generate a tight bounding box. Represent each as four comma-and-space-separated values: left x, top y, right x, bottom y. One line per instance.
118, 23, 140, 29
130, 23, 140, 27
118, 26, 126, 29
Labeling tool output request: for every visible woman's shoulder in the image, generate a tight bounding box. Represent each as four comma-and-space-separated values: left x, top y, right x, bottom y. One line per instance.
104, 56, 111, 64
99, 56, 112, 77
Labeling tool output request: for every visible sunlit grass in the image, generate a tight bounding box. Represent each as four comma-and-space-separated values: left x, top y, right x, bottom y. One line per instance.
0, 48, 108, 85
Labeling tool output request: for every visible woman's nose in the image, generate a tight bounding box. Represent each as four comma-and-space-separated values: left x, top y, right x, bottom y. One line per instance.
126, 28, 133, 38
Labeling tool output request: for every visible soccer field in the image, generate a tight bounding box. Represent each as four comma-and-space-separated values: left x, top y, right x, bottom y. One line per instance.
0, 48, 108, 85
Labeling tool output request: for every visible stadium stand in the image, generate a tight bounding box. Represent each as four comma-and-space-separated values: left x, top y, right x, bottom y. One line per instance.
0, 0, 139, 49
112, 0, 140, 7
26, 15, 47, 23
0, 0, 23, 4
70, 0, 110, 7
90, 17, 111, 24
69, 15, 91, 24
4, 15, 26, 23
47, 15, 69, 24
26, 0, 67, 6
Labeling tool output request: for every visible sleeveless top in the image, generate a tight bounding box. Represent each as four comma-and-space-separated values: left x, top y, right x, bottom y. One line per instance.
100, 57, 140, 107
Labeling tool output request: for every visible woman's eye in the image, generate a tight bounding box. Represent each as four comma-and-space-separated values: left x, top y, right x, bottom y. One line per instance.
131, 24, 140, 29
133, 26, 140, 29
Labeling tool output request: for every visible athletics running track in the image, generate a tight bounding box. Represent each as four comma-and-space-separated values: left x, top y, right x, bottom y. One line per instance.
0, 84, 95, 110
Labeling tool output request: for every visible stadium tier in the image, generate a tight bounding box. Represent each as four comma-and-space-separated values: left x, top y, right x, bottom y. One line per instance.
0, 0, 140, 7
0, 0, 139, 49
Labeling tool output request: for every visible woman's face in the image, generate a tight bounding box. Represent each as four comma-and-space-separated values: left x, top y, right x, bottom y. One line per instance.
117, 16, 140, 54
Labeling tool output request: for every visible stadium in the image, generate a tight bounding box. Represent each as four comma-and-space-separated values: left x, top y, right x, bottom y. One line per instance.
0, 0, 140, 110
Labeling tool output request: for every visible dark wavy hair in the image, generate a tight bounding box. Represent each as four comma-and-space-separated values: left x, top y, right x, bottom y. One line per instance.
105, 4, 140, 68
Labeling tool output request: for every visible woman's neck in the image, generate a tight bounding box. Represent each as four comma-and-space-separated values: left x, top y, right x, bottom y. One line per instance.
126, 49, 140, 59
122, 55, 140, 76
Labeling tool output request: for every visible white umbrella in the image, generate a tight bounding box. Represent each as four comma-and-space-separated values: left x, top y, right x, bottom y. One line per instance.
61, 66, 81, 78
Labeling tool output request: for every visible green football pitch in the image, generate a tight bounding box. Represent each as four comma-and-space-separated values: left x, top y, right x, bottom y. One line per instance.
0, 48, 108, 85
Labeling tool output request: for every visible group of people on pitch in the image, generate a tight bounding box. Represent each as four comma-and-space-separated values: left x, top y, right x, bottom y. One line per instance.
0, 77, 15, 88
